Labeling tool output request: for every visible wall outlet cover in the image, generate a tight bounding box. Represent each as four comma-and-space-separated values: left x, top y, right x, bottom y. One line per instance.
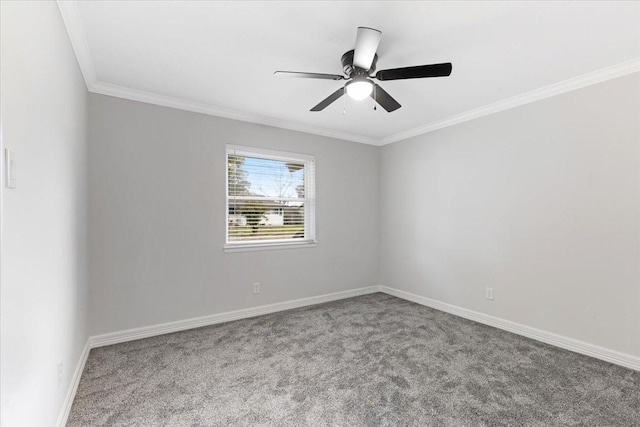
57, 361, 63, 387
485, 287, 494, 301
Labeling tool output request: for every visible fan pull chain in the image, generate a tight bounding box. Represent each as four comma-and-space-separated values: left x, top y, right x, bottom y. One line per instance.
373, 84, 377, 111
343, 85, 347, 115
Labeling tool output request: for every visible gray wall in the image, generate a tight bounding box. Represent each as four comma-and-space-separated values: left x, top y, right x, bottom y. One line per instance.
0, 2, 89, 426
2, 4, 638, 425
88, 94, 380, 335
380, 73, 640, 358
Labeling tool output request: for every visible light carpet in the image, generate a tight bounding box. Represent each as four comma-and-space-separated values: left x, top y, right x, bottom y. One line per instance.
68, 293, 639, 426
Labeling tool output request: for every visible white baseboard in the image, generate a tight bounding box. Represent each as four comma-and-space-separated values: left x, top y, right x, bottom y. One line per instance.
58, 283, 638, 426
56, 285, 379, 425
379, 285, 640, 372
88, 285, 380, 348
56, 340, 90, 427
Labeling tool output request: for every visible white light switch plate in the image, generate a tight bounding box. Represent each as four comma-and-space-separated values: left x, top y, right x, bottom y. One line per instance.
5, 149, 16, 189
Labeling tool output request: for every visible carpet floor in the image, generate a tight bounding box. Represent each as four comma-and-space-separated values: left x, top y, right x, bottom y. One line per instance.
68, 293, 640, 426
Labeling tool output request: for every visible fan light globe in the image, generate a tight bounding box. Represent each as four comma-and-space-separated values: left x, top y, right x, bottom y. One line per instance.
346, 79, 373, 100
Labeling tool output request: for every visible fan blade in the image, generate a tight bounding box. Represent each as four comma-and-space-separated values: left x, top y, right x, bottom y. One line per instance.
376, 63, 452, 81
311, 87, 345, 111
371, 84, 401, 112
274, 71, 344, 80
353, 27, 382, 71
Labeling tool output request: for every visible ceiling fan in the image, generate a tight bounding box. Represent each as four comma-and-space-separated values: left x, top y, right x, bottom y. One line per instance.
275, 27, 452, 113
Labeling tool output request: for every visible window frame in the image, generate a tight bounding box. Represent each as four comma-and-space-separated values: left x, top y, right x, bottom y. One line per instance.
224, 144, 317, 252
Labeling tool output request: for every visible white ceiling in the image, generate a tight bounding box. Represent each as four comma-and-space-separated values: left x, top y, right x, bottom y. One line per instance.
58, 1, 640, 145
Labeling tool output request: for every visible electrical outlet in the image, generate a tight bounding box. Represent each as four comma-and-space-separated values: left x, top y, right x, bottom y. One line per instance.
57, 361, 63, 387
253, 282, 261, 294
485, 287, 494, 301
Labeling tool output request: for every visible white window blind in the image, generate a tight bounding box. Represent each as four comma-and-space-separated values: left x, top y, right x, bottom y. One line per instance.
226, 145, 316, 248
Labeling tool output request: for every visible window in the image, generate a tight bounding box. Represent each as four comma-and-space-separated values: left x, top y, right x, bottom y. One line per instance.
226, 145, 316, 250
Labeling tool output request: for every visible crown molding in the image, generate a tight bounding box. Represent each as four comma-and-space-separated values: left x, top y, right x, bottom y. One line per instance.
57, 0, 96, 89
56, 1, 377, 145
379, 58, 640, 145
89, 81, 379, 145
58, 1, 639, 147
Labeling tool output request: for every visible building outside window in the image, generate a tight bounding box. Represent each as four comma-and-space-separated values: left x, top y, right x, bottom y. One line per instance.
226, 145, 316, 250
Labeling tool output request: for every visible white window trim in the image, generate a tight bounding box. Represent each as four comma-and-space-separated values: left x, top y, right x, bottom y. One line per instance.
223, 241, 318, 253
224, 145, 317, 252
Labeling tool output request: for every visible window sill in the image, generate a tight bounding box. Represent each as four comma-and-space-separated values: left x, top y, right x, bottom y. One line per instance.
224, 241, 318, 253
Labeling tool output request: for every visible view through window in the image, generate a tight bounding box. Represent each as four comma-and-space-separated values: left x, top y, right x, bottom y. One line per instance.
226, 145, 316, 247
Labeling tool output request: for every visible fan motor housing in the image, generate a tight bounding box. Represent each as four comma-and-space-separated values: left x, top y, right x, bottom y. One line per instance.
341, 49, 378, 77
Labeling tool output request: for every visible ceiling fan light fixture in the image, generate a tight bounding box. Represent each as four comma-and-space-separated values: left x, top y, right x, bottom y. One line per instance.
276, 26, 451, 112
346, 79, 373, 100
